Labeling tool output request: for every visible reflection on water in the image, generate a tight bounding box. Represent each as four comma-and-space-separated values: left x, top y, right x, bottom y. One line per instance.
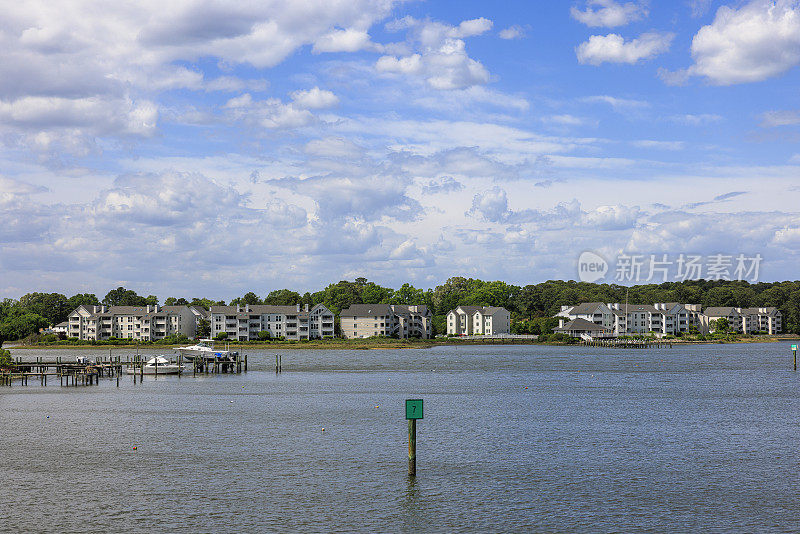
2, 343, 800, 532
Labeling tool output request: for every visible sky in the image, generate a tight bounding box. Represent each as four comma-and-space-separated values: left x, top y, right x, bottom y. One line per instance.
1, 0, 800, 300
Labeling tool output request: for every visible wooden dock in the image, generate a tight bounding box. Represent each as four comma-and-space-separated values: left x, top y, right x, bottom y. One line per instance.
0, 352, 247, 387
581, 338, 673, 349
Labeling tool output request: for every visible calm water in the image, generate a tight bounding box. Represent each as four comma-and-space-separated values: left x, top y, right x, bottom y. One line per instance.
2, 343, 800, 533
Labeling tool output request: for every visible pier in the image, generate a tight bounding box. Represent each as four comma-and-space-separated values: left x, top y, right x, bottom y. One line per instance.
581, 338, 673, 349
0, 352, 247, 387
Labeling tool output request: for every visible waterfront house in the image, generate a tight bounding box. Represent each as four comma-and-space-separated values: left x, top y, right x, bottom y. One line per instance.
702, 306, 781, 334
554, 318, 608, 338
209, 303, 335, 341
446, 306, 511, 335
52, 321, 69, 335
67, 305, 197, 341
340, 304, 432, 339
557, 302, 779, 337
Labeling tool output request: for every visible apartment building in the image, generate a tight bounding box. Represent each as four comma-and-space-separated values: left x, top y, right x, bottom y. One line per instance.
339, 304, 432, 339
67, 305, 197, 341
556, 302, 703, 336
446, 306, 511, 335
557, 302, 780, 337
702, 306, 782, 334
209, 303, 335, 341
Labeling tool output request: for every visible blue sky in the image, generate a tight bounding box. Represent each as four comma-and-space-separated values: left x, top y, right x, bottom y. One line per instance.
1, 0, 799, 299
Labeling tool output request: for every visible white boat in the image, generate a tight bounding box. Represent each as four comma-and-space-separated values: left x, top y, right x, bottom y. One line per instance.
126, 356, 184, 375
175, 339, 238, 362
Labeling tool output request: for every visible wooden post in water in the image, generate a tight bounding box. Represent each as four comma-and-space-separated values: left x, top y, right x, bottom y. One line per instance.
793, 344, 798, 371
405, 399, 423, 477
408, 419, 416, 477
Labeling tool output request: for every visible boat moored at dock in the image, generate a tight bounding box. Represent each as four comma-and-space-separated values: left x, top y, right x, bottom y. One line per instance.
175, 339, 238, 362
125, 356, 184, 375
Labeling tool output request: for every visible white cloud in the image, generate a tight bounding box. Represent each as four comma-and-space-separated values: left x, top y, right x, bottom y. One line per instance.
304, 137, 364, 159
452, 18, 494, 38
411, 85, 529, 113
584, 204, 641, 229
580, 94, 650, 110
544, 114, 593, 127
688, 1, 800, 85
313, 28, 373, 53
760, 109, 800, 127
690, 0, 713, 18
0, 0, 400, 153
670, 113, 723, 125
571, 0, 648, 27
376, 17, 492, 90
499, 25, 526, 40
466, 188, 640, 230
576, 32, 674, 65
631, 140, 685, 150
204, 77, 269, 93
773, 226, 800, 246
420, 176, 464, 194
290, 87, 340, 109
223, 93, 316, 129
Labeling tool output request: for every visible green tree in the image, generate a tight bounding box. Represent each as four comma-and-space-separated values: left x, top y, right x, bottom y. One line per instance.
240, 292, 262, 305
361, 283, 393, 304
0, 313, 50, 340
264, 289, 301, 305
390, 283, 424, 305
712, 317, 730, 334
190, 298, 218, 310
317, 281, 363, 314
197, 318, 211, 338
257, 330, 271, 340
0, 347, 14, 370
103, 287, 148, 307
18, 292, 69, 325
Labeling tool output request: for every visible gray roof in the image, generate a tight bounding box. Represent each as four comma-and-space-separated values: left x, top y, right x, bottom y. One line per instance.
556, 318, 606, 332
189, 306, 210, 318
625, 304, 662, 314
341, 304, 430, 317
391, 305, 430, 315
567, 302, 608, 315
341, 304, 394, 316
210, 305, 300, 315
703, 307, 739, 317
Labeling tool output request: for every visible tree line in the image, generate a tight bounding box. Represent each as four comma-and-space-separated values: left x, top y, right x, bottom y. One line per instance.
1, 278, 799, 341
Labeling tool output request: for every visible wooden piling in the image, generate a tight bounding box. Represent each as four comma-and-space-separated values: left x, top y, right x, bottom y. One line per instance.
408, 419, 417, 477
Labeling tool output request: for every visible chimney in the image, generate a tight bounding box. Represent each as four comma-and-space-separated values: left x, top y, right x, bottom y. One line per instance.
245, 304, 250, 313
304, 304, 309, 312
296, 303, 301, 312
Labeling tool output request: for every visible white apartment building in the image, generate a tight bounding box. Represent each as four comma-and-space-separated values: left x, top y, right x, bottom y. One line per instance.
556, 302, 703, 336
702, 306, 782, 334
339, 304, 432, 339
209, 303, 334, 341
557, 302, 781, 337
446, 306, 511, 336
67, 305, 197, 341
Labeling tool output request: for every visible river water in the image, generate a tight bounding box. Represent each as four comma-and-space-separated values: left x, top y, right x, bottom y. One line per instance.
2, 343, 800, 533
